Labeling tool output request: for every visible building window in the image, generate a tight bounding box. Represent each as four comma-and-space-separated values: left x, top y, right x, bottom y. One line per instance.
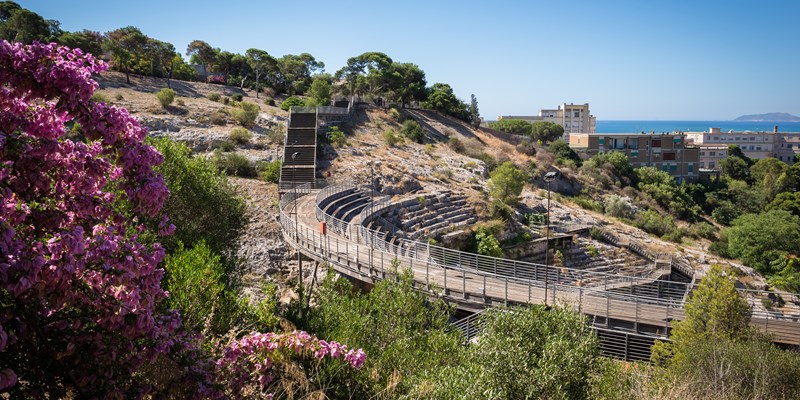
574, 111, 580, 118
669, 165, 678, 172
652, 139, 662, 148
709, 162, 716, 168
629, 140, 639, 149
630, 150, 639, 157
688, 165, 694, 172
599, 138, 605, 145
699, 162, 705, 168
756, 146, 762, 150
710, 151, 716, 156
662, 164, 668, 172
663, 152, 676, 160
700, 151, 706, 156
750, 137, 755, 141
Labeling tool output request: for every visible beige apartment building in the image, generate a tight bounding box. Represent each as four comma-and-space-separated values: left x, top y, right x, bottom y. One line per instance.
686, 127, 800, 166
498, 102, 596, 139
570, 133, 699, 182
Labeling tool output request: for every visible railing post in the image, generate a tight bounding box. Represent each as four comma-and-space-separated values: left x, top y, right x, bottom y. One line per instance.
505, 278, 508, 306
444, 266, 448, 295
463, 269, 466, 299
483, 274, 487, 303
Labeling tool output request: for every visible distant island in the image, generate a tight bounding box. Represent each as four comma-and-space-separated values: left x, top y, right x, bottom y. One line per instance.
734, 112, 800, 122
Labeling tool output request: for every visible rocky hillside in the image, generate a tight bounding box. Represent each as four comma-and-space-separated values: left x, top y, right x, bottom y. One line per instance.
97, 72, 765, 303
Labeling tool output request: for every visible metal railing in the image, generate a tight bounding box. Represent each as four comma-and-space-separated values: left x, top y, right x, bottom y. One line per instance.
279, 182, 800, 348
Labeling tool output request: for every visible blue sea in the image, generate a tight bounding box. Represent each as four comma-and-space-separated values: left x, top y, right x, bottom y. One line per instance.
596, 120, 800, 134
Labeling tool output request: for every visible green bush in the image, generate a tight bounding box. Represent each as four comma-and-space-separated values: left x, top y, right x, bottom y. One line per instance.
447, 137, 464, 153
383, 129, 401, 147
231, 101, 259, 127
589, 227, 605, 241
549, 139, 582, 167
689, 222, 717, 240
114, 94, 124, 101
210, 109, 227, 125
228, 127, 253, 145
280, 96, 306, 111
422, 305, 601, 399
516, 139, 537, 156
212, 151, 258, 178
389, 107, 402, 121
90, 92, 109, 103
328, 126, 346, 147
476, 227, 503, 257
208, 93, 221, 102
635, 209, 676, 237
302, 270, 464, 398
574, 196, 603, 212
400, 119, 424, 143
263, 96, 275, 106
147, 138, 247, 254
231, 93, 244, 101
156, 88, 176, 108
258, 159, 282, 183
604, 195, 634, 219
265, 129, 284, 145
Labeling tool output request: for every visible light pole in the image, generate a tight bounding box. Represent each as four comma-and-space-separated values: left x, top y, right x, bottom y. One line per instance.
543, 171, 558, 306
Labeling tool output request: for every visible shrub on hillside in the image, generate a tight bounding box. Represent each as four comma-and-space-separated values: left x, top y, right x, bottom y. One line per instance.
212, 151, 258, 178
328, 126, 346, 147
156, 88, 176, 108
516, 139, 537, 156
229, 127, 253, 145
208, 93, 221, 102
383, 129, 402, 147
231, 93, 244, 101
210, 109, 227, 125
574, 196, 603, 213
264, 96, 275, 106
280, 96, 306, 111
448, 137, 465, 153
400, 119, 424, 143
604, 195, 634, 219
259, 160, 282, 183
90, 92, 109, 103
231, 101, 259, 127
148, 137, 247, 254
115, 93, 124, 101
635, 209, 676, 237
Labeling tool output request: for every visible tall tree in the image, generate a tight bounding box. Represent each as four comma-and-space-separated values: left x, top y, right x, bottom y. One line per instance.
214, 50, 236, 82
335, 52, 393, 99
530, 121, 564, 144
56, 29, 104, 56
186, 39, 216, 78
0, 4, 52, 44
387, 62, 426, 107
469, 94, 480, 128
245, 48, 276, 99
307, 74, 333, 106
489, 162, 526, 207
726, 210, 800, 275
423, 83, 470, 121
104, 26, 147, 84
147, 38, 177, 88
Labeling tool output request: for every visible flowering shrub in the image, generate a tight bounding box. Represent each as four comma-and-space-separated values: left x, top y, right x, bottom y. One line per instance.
216, 330, 365, 398
0, 41, 364, 398
0, 40, 178, 396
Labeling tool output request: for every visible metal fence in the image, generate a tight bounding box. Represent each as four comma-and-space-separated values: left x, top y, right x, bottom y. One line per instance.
280, 182, 800, 348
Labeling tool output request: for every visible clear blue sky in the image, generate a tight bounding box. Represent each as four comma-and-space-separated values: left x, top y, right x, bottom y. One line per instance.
20, 0, 800, 120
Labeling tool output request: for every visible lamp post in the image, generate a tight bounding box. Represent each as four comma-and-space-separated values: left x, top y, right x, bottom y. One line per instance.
543, 171, 559, 306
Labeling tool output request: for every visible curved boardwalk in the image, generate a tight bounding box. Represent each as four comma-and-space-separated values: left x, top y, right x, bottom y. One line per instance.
280, 183, 800, 359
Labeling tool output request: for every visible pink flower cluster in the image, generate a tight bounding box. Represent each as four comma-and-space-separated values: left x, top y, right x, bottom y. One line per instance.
216, 330, 365, 397
0, 41, 175, 395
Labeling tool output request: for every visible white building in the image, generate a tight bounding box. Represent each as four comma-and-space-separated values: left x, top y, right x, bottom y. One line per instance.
497, 102, 596, 140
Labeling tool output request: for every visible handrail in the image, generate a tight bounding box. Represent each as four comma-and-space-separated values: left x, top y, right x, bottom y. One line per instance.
279, 182, 800, 344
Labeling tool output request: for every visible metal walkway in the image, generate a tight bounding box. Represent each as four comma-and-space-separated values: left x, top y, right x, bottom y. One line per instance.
280, 182, 800, 360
